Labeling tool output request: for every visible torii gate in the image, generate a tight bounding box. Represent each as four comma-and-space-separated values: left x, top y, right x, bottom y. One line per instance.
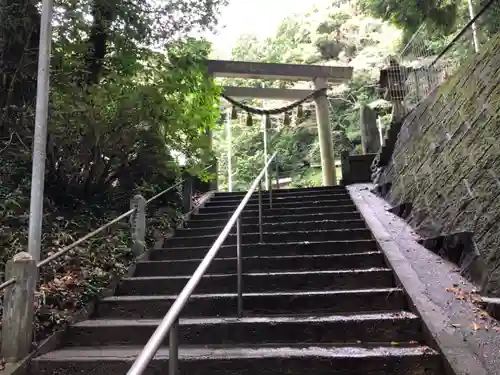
207, 60, 353, 186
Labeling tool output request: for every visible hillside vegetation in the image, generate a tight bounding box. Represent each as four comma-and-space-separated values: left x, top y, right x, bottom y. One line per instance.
0, 0, 225, 341
213, 1, 402, 190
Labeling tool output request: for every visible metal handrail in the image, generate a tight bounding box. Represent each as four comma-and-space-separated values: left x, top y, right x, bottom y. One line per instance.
126, 152, 278, 375
37, 180, 184, 269
0, 167, 211, 290
0, 278, 16, 290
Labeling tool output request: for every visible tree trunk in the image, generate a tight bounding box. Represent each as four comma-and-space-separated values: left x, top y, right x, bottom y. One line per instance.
0, 0, 40, 134
83, 0, 115, 85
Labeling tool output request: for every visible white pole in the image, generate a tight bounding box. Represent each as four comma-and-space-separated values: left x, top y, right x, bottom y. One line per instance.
376, 116, 384, 145
226, 109, 233, 192
467, 0, 480, 52
261, 89, 269, 190
262, 114, 269, 190
28, 0, 53, 262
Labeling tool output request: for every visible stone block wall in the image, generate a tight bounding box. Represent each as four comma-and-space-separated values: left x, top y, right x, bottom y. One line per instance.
377, 35, 500, 296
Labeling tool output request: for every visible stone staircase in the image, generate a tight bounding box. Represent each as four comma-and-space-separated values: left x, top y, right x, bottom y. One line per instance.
31, 186, 444, 375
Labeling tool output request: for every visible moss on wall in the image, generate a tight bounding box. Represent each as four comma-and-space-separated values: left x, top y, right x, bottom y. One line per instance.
378, 35, 500, 296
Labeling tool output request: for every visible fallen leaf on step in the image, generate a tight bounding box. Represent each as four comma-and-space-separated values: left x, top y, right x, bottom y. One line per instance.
471, 322, 483, 331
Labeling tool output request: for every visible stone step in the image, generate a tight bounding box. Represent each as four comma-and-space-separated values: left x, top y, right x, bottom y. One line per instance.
200, 199, 354, 214
175, 219, 367, 237
32, 344, 442, 375
151, 239, 379, 261
117, 268, 394, 295
97, 288, 406, 319
213, 186, 347, 198
67, 311, 422, 347
206, 192, 351, 205
164, 229, 372, 249
195, 205, 358, 218
186, 211, 362, 228
134, 252, 385, 277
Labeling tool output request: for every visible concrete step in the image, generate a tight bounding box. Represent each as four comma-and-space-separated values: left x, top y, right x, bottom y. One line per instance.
164, 229, 372, 249
195, 205, 358, 219
200, 199, 354, 214
32, 344, 442, 375
117, 268, 394, 295
206, 192, 351, 205
214, 186, 347, 198
186, 211, 362, 228
134, 252, 385, 277
175, 219, 367, 237
151, 239, 379, 261
67, 311, 422, 347
97, 288, 406, 319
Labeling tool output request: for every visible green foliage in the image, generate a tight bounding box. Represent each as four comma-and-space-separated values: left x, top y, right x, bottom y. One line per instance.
215, 115, 321, 190
358, 0, 462, 40
477, 0, 500, 37
216, 3, 394, 188
47, 39, 221, 205
0, 0, 225, 341
358, 0, 500, 44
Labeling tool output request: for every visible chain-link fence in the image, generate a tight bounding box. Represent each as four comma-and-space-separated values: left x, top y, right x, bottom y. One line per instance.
384, 0, 499, 118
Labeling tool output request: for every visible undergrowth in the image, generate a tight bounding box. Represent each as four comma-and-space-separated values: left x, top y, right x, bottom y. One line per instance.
0, 183, 183, 345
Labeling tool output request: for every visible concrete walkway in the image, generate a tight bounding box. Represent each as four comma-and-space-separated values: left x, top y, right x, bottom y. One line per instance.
348, 183, 499, 375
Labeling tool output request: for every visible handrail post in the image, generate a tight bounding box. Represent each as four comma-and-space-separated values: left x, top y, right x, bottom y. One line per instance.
258, 181, 263, 243
1, 252, 37, 362
182, 172, 193, 213
268, 172, 273, 209
125, 154, 277, 375
275, 155, 280, 190
130, 195, 147, 256
169, 319, 179, 375
236, 217, 243, 318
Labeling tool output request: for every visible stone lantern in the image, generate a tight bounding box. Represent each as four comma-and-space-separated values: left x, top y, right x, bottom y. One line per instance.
378, 58, 413, 122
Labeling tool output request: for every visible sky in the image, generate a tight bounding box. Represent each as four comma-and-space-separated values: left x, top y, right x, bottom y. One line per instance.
206, 0, 332, 59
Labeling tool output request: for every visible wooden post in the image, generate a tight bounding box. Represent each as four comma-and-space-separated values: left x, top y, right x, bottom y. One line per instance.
1, 252, 37, 362
360, 105, 381, 154
130, 195, 147, 256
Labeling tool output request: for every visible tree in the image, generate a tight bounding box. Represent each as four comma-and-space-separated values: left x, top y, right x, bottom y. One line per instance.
46, 39, 221, 205
0, 0, 40, 132
1, 0, 226, 206
0, 0, 227, 339
358, 0, 480, 41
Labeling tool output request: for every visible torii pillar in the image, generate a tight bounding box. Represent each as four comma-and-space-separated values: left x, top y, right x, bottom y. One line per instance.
313, 77, 336, 185
207, 60, 353, 186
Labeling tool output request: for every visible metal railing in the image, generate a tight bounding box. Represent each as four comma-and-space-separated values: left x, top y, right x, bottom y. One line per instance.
0, 170, 213, 289
0, 180, 181, 288
384, 0, 498, 118
127, 152, 278, 375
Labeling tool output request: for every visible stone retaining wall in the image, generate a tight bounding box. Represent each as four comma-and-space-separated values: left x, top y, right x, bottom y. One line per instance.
377, 35, 500, 295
